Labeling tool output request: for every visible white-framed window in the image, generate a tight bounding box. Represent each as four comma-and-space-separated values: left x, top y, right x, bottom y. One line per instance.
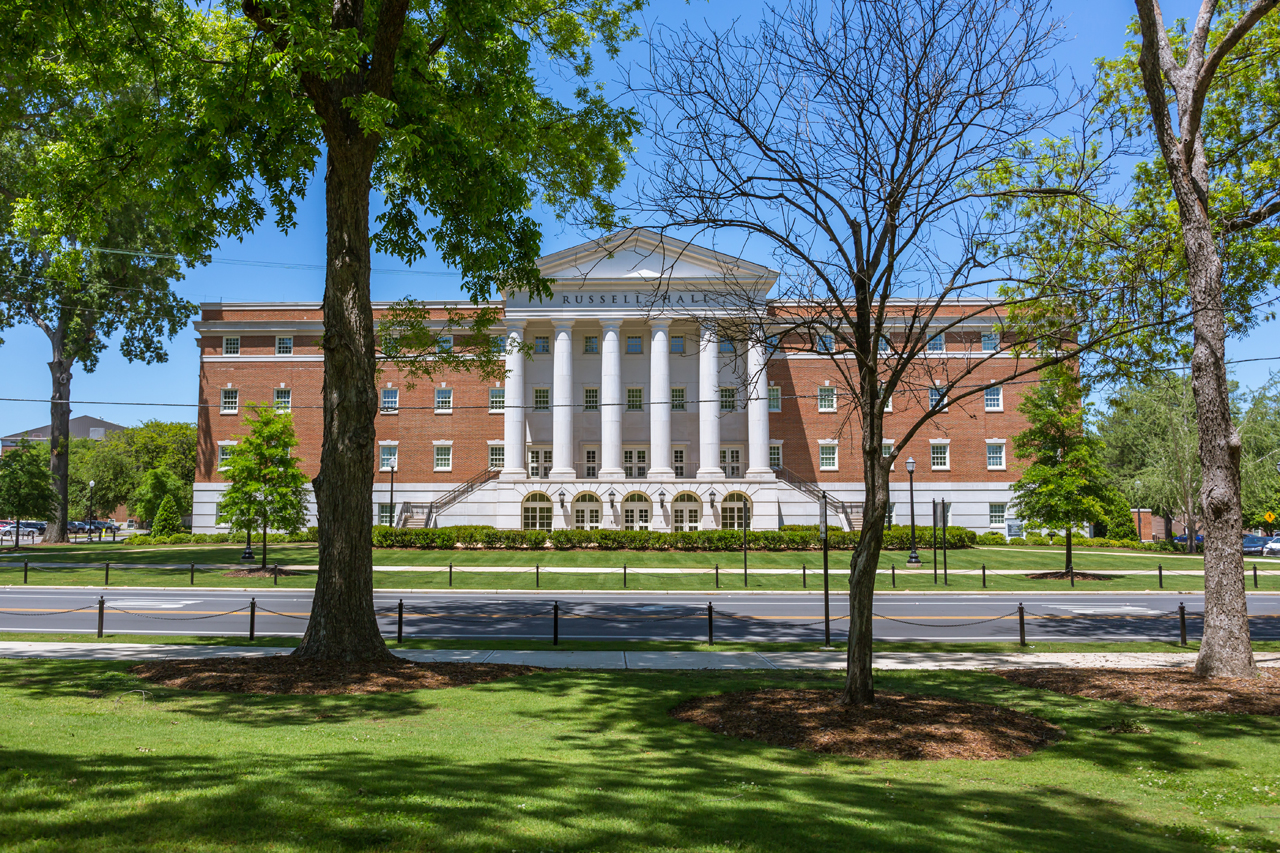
220, 388, 239, 415
989, 502, 1007, 526
930, 442, 950, 470
987, 441, 1006, 470
274, 388, 291, 412
982, 332, 999, 352
818, 443, 838, 471
717, 336, 734, 354
491, 335, 506, 355
623, 448, 648, 479
489, 445, 505, 469
670, 335, 685, 354
217, 443, 236, 469
984, 386, 1003, 411
380, 388, 399, 414
818, 386, 836, 412
533, 335, 550, 354
768, 386, 782, 412
926, 334, 944, 352
379, 445, 398, 471
583, 334, 599, 354
879, 336, 891, 353
489, 388, 505, 412
434, 444, 452, 471
533, 388, 550, 411
223, 336, 240, 356
929, 387, 948, 410
276, 336, 293, 355
720, 447, 742, 477
817, 334, 834, 353
437, 335, 453, 353
769, 444, 782, 469
627, 387, 644, 411
672, 448, 685, 478
671, 387, 686, 411
378, 504, 395, 526
882, 441, 894, 459
435, 388, 453, 412
584, 448, 599, 479
626, 335, 643, 354
883, 393, 893, 412
720, 387, 737, 412
583, 387, 599, 412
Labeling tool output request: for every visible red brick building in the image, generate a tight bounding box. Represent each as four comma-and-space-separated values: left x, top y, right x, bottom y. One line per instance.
193, 230, 1033, 534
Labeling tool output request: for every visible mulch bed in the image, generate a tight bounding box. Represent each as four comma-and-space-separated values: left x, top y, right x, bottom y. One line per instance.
1025, 570, 1115, 581
222, 568, 305, 578
996, 667, 1280, 715
130, 657, 543, 695
670, 689, 1061, 760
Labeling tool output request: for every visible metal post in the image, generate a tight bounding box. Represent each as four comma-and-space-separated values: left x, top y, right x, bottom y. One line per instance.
536, 562, 540, 588
190, 563, 195, 585
906, 463, 920, 565
743, 506, 748, 587
97, 596, 104, 638
1254, 564, 1258, 589
715, 562, 720, 589
449, 561, 453, 587
707, 602, 714, 646
822, 530, 831, 647
941, 499, 948, 585
1179, 602, 1187, 646
622, 562, 626, 588
1069, 562, 1075, 588
397, 599, 404, 644
1018, 602, 1026, 647
982, 563, 987, 588
104, 562, 110, 585
249, 598, 257, 640
1158, 563, 1163, 588
932, 499, 938, 584
891, 562, 896, 588
23, 559, 28, 584
802, 563, 806, 588
553, 600, 559, 645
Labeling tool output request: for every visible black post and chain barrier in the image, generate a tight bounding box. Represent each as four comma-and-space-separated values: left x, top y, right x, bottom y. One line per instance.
97, 596, 104, 637
1159, 564, 1163, 588
707, 602, 714, 646
397, 599, 404, 644
553, 601, 559, 645
190, 563, 195, 585
715, 563, 720, 589
1179, 602, 1188, 646
622, 563, 626, 589
23, 560, 28, 584
536, 563, 540, 588
249, 598, 257, 640
104, 562, 110, 586
982, 563, 987, 589
802, 563, 806, 588
890, 563, 896, 588
1255, 564, 1259, 589
1018, 603, 1026, 646
1069, 563, 1075, 589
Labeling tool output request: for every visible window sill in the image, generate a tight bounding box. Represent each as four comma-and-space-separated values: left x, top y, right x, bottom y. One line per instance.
434, 468, 453, 473
434, 409, 453, 415
380, 410, 399, 416
489, 409, 505, 415
220, 410, 238, 416
931, 466, 951, 472
985, 407, 1004, 413
818, 409, 837, 414
987, 466, 1007, 472
819, 467, 838, 473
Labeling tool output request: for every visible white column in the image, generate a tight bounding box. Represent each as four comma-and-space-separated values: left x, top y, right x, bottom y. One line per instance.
599, 320, 624, 478
648, 319, 674, 479
550, 319, 575, 479
746, 338, 773, 479
697, 321, 724, 479
500, 321, 527, 479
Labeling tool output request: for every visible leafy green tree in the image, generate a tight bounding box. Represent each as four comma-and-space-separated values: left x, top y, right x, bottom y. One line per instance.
1240, 385, 1280, 532
130, 468, 189, 528
217, 405, 309, 573
1099, 487, 1140, 542
150, 494, 184, 537
125, 422, 198, 486
67, 437, 136, 525
0, 437, 57, 549
1010, 366, 1112, 574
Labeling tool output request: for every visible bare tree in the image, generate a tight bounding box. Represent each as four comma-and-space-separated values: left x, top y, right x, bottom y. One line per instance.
635, 0, 1147, 703
1129, 0, 1277, 678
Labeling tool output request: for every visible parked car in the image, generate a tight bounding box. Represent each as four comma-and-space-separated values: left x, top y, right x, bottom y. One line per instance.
67, 521, 89, 533
1244, 535, 1274, 556
1174, 533, 1205, 544
88, 520, 119, 532
1264, 537, 1280, 558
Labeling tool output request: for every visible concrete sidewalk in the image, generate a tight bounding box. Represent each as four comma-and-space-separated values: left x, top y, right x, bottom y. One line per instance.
2, 641, 1278, 671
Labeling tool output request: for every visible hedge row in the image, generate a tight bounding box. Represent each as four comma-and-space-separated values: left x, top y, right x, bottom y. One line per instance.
125, 528, 319, 547
370, 524, 977, 552
1006, 534, 1181, 552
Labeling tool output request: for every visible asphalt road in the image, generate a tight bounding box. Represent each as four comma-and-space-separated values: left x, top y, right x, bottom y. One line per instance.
3, 586, 1279, 643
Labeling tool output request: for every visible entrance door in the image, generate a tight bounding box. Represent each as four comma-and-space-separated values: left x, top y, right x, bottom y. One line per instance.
672, 494, 700, 531
720, 448, 742, 478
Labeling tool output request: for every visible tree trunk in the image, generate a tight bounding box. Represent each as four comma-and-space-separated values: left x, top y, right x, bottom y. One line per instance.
261, 515, 268, 573
840, 434, 890, 705
292, 144, 393, 663
41, 352, 72, 544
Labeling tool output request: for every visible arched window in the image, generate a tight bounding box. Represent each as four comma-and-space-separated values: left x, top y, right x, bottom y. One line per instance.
522, 492, 552, 531
573, 492, 602, 530
672, 492, 701, 532
722, 492, 751, 531
621, 492, 651, 531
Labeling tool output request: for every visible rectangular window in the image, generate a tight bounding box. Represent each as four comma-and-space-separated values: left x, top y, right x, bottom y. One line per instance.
626, 335, 643, 354
276, 336, 293, 355
882, 442, 893, 458
672, 448, 685, 478
435, 388, 453, 411
534, 335, 550, 354
220, 389, 239, 414
987, 442, 1005, 469
670, 387, 686, 411
879, 336, 891, 353
670, 335, 685, 354
378, 504, 395, 526
534, 388, 550, 411
583, 335, 599, 354
584, 448, 598, 479
274, 388, 291, 412
379, 445, 398, 470
817, 334, 834, 353
818, 387, 836, 412
931, 443, 949, 470
437, 335, 453, 353
223, 336, 240, 356
768, 386, 782, 412
719, 336, 735, 354
583, 387, 599, 412
491, 335, 506, 355
434, 445, 452, 471
984, 386, 1003, 411
989, 503, 1007, 526
381, 388, 399, 413
926, 334, 944, 352
929, 387, 948, 410
819, 444, 838, 471
769, 445, 781, 469
489, 388, 505, 412
218, 445, 234, 469
720, 387, 737, 412
982, 332, 999, 352
489, 445, 504, 469
627, 387, 643, 411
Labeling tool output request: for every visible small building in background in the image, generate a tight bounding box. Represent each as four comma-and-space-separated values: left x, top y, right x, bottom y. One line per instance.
0, 415, 126, 455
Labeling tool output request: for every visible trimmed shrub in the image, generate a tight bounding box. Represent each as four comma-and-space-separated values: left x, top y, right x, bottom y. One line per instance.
976, 531, 1007, 546
150, 495, 183, 537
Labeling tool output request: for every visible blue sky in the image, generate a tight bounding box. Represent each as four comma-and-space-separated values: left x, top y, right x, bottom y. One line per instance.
2, 0, 1273, 436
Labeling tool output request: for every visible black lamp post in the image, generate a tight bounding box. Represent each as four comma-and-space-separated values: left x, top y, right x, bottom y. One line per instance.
87, 480, 95, 545
389, 457, 397, 522
906, 457, 921, 565
742, 494, 749, 587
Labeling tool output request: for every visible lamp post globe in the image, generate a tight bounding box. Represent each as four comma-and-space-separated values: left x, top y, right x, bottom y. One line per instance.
905, 457, 921, 566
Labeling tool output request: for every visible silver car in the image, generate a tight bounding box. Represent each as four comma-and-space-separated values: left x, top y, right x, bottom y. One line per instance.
1263, 537, 1280, 557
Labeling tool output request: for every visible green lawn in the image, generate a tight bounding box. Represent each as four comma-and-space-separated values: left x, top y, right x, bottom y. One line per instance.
2, 542, 1278, 592
0, 659, 1277, 852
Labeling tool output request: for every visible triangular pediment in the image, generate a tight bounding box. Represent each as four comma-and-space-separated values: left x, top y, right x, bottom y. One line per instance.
536, 228, 777, 283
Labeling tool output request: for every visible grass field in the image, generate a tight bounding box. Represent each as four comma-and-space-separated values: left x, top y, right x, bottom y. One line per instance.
0, 658, 1276, 852
3, 543, 1278, 592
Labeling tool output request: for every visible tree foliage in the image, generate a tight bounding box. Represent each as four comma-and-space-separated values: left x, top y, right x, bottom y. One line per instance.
129, 467, 189, 527
149, 493, 184, 537
0, 438, 57, 546
217, 406, 309, 539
